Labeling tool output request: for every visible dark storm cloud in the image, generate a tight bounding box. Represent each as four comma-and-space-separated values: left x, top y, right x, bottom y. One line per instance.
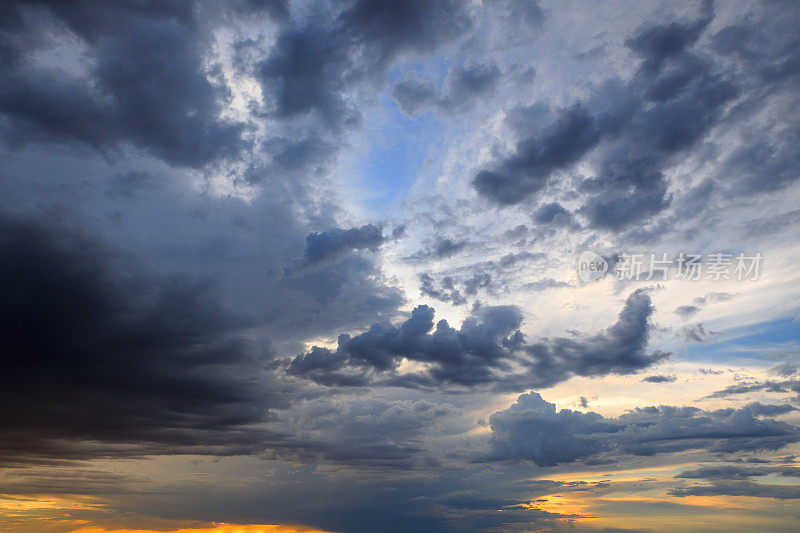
289, 303, 525, 387
258, 25, 355, 127
0, 1, 245, 168
0, 214, 278, 464
473, 104, 601, 205
486, 393, 800, 466
289, 289, 664, 390
303, 223, 388, 265
642, 374, 677, 383
508, 289, 667, 387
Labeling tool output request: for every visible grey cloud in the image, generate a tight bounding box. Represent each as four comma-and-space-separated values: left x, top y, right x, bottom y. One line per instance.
676, 464, 800, 480
669, 480, 800, 500
266, 398, 456, 469
642, 375, 677, 383
471, 1, 741, 232
0, 1, 246, 168
258, 0, 473, 129
710, 3, 800, 194
0, 214, 278, 465
289, 289, 664, 390
513, 289, 666, 387
675, 305, 700, 318
532, 202, 577, 228
771, 362, 798, 378
232, 0, 289, 20
416, 251, 552, 307
684, 323, 719, 344
392, 78, 440, 116
487, 393, 800, 466
343, 0, 473, 68
473, 104, 601, 205
393, 62, 502, 116
258, 25, 355, 127
708, 379, 800, 399
675, 291, 734, 319
303, 223, 388, 265
408, 237, 468, 262
625, 0, 713, 72
419, 273, 466, 306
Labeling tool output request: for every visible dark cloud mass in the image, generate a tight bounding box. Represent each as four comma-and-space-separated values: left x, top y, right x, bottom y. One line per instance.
0, 1, 245, 167
289, 289, 665, 390
0, 215, 275, 464
473, 104, 601, 204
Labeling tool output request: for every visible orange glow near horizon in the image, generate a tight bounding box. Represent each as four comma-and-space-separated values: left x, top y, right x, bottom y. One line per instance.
67, 525, 336, 533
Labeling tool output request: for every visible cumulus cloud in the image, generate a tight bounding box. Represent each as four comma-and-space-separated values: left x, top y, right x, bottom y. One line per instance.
289, 289, 665, 390
486, 393, 800, 466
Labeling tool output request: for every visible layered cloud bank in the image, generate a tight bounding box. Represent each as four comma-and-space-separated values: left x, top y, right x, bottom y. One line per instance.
1, 1, 799, 532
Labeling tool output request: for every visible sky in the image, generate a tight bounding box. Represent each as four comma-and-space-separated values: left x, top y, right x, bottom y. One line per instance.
0, 0, 799, 532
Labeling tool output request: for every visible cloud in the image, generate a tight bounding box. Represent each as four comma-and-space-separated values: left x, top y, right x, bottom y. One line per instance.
675, 305, 700, 318
343, 0, 473, 68
470, 0, 746, 233
265, 398, 456, 469
675, 292, 734, 319
684, 323, 719, 343
418, 273, 467, 306
0, 214, 279, 464
669, 480, 800, 500
532, 202, 576, 228
303, 223, 388, 265
676, 464, 800, 480
289, 289, 665, 390
393, 62, 502, 116
708, 379, 800, 399
642, 375, 677, 383
0, 1, 246, 168
486, 393, 800, 466
473, 104, 601, 205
